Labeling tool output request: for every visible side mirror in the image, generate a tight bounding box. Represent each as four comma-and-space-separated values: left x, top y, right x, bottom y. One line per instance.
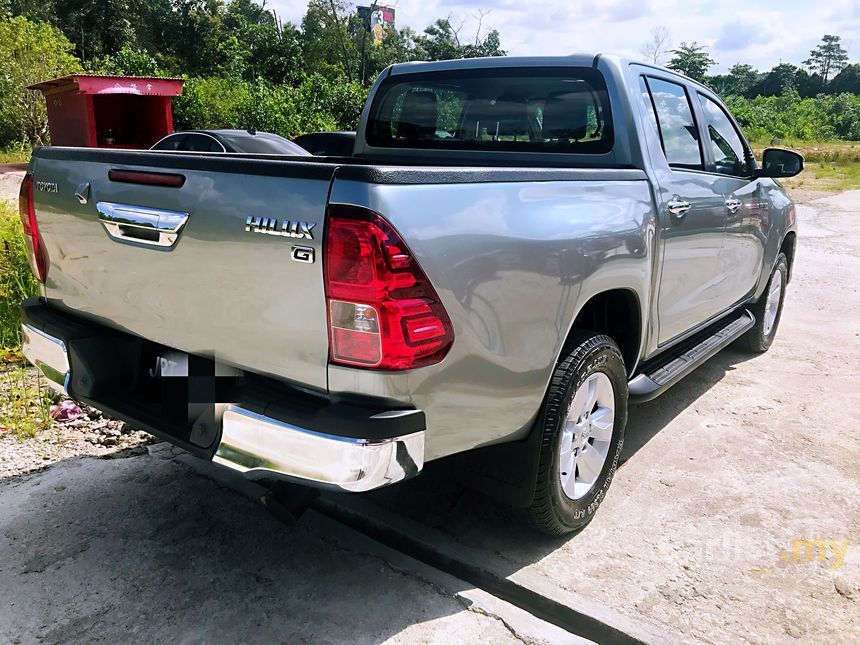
758, 148, 804, 178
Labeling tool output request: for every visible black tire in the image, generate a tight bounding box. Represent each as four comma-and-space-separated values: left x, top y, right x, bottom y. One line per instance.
739, 253, 789, 353
528, 332, 628, 536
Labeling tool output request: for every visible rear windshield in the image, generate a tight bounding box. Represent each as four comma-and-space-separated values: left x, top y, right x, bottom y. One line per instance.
366, 67, 613, 154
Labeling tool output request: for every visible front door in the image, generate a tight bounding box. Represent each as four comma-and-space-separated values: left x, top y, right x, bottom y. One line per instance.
694, 91, 769, 312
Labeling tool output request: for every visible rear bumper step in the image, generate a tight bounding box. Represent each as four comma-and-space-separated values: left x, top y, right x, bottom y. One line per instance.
629, 310, 755, 403
20, 297, 424, 492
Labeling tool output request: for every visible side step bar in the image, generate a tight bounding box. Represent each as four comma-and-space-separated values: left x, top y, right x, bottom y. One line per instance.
629, 310, 755, 403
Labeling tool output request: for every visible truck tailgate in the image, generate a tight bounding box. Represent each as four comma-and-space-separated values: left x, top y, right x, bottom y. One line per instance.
31, 148, 334, 391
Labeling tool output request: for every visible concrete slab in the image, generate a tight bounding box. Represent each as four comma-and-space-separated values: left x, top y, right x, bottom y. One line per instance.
0, 446, 527, 644
176, 451, 589, 645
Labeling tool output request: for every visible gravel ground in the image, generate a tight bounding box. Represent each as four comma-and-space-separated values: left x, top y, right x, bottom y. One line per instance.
0, 365, 155, 478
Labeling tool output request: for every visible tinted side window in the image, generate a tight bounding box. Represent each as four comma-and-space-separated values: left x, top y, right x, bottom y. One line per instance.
697, 94, 749, 176
644, 78, 703, 169
151, 134, 186, 151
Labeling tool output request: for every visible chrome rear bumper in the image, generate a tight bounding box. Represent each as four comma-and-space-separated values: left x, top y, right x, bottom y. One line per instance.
214, 405, 424, 492
21, 315, 424, 493
21, 323, 70, 395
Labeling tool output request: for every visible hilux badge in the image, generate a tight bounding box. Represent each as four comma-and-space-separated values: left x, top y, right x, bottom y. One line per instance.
245, 216, 315, 240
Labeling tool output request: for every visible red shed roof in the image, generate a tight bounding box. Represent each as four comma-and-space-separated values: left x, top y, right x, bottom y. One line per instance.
28, 74, 185, 97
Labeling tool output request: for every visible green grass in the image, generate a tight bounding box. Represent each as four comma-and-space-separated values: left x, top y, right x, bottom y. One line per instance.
0, 364, 53, 438
0, 201, 52, 438
786, 161, 860, 192
0, 144, 31, 164
0, 200, 38, 350
748, 141, 860, 191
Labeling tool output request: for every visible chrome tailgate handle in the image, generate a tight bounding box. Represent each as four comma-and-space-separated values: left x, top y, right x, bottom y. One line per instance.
96, 201, 189, 248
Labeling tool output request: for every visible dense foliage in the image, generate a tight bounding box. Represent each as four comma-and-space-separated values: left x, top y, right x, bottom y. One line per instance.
0, 15, 82, 146
0, 1, 507, 147
726, 91, 860, 143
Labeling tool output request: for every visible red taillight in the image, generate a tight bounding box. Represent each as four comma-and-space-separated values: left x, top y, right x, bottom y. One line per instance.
18, 173, 49, 283
324, 205, 454, 370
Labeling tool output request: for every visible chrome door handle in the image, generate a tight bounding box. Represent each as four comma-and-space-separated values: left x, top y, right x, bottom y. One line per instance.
725, 198, 743, 214
96, 202, 189, 248
667, 199, 692, 218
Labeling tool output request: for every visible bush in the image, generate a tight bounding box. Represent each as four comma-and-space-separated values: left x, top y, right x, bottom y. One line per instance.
726, 89, 860, 143
173, 74, 368, 138
85, 47, 162, 76
0, 200, 38, 350
173, 77, 253, 131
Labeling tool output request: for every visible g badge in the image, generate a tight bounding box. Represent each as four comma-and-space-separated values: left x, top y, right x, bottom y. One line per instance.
291, 245, 315, 264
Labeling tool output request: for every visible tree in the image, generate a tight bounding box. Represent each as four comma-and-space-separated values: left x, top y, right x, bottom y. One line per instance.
832, 63, 860, 94
301, 0, 354, 80
707, 64, 759, 98
753, 63, 799, 96
804, 34, 849, 86
417, 15, 504, 62
667, 42, 716, 82
460, 28, 505, 58
86, 46, 160, 75
52, 0, 138, 61
362, 26, 426, 82
723, 63, 758, 96
640, 26, 671, 65
0, 15, 82, 146
420, 18, 462, 61
794, 68, 822, 98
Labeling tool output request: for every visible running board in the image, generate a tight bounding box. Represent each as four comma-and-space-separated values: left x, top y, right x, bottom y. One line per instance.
629, 310, 755, 403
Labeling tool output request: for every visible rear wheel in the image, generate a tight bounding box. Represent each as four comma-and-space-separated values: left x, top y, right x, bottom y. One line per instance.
528, 332, 628, 536
740, 253, 788, 353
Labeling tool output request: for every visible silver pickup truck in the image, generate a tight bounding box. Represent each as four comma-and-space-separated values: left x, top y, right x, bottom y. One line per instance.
19, 55, 802, 534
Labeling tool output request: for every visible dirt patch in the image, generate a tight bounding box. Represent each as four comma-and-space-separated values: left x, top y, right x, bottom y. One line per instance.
0, 365, 155, 479
0, 170, 24, 204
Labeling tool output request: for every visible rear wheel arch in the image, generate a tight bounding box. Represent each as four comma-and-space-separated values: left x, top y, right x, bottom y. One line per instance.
560, 289, 642, 376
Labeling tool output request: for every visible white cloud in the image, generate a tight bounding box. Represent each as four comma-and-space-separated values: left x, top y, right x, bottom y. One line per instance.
268, 0, 860, 73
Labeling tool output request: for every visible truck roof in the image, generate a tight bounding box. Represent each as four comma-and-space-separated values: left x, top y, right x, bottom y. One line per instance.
385, 54, 696, 88
387, 54, 603, 75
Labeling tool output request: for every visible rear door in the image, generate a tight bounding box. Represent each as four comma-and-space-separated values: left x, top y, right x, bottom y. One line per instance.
638, 75, 728, 344
31, 150, 334, 390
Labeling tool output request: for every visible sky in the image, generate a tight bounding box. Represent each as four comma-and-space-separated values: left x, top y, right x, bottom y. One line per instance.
268, 0, 860, 73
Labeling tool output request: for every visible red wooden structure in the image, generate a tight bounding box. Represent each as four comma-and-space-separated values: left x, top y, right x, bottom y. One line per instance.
28, 74, 185, 149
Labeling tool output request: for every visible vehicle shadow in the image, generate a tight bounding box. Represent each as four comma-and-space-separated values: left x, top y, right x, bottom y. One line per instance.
0, 445, 489, 643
